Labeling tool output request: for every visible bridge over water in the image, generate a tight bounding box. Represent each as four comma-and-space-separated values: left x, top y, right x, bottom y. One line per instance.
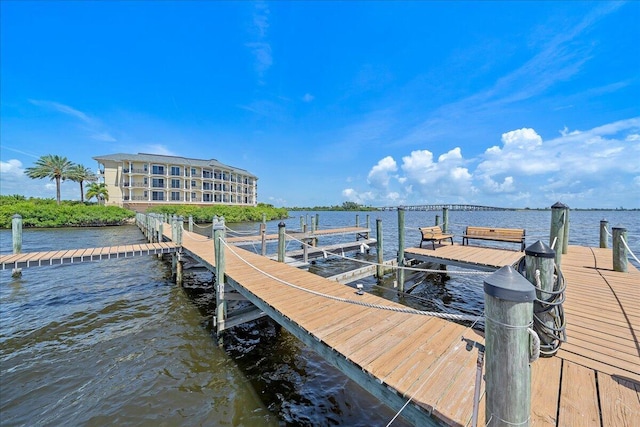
377, 204, 517, 211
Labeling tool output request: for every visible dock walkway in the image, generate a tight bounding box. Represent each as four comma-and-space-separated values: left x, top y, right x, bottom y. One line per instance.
176, 227, 640, 426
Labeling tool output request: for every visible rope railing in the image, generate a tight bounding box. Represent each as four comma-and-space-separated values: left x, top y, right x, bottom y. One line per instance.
221, 238, 482, 322
284, 232, 490, 276
621, 236, 640, 264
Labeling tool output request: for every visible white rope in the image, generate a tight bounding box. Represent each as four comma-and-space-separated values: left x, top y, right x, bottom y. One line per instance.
487, 414, 531, 426
221, 239, 481, 322
224, 225, 256, 235
550, 236, 557, 250
284, 233, 490, 275
182, 232, 211, 242
192, 221, 212, 229
620, 236, 640, 264
604, 225, 613, 237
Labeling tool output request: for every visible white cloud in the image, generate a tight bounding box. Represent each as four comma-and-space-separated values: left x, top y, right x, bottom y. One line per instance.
0, 159, 24, 178
247, 1, 272, 81
342, 118, 640, 208
302, 93, 315, 102
367, 156, 397, 189
140, 144, 176, 156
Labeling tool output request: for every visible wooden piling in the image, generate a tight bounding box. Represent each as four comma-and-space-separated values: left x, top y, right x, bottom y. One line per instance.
188, 215, 193, 233
365, 214, 370, 239
524, 240, 559, 356
484, 265, 536, 427
11, 214, 22, 278
278, 222, 286, 262
599, 219, 608, 248
376, 218, 384, 279
612, 226, 628, 273
397, 207, 405, 292
435, 215, 440, 226
562, 205, 570, 255
442, 207, 449, 233
260, 222, 267, 256
213, 219, 226, 346
549, 202, 567, 267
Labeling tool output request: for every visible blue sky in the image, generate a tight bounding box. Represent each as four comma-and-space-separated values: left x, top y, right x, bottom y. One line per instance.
1, 1, 639, 208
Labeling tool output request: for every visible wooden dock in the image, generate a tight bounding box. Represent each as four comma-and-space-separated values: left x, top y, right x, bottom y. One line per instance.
173, 225, 640, 426
0, 242, 177, 270
226, 225, 371, 244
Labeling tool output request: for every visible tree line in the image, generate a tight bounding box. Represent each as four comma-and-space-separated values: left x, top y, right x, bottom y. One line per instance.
25, 154, 108, 204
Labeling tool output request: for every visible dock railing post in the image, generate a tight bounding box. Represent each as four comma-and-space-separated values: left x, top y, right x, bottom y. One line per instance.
397, 207, 405, 292
600, 219, 609, 248
278, 222, 286, 263
188, 215, 193, 233
260, 222, 267, 256
484, 266, 536, 427
376, 218, 384, 279
213, 218, 226, 346
11, 214, 22, 278
300, 216, 304, 232
524, 240, 560, 356
435, 214, 440, 226
549, 202, 567, 267
442, 207, 449, 233
612, 225, 628, 273
355, 214, 360, 241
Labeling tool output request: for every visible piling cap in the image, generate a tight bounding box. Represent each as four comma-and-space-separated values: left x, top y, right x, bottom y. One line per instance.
551, 201, 568, 209
611, 224, 627, 232
278, 221, 286, 228
525, 240, 555, 258
484, 265, 536, 302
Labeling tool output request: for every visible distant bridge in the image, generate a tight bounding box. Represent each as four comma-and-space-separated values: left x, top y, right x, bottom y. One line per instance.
376, 204, 516, 211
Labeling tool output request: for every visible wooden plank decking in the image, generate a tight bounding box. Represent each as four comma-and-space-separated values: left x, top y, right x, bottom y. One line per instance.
176, 226, 640, 426
0, 242, 178, 270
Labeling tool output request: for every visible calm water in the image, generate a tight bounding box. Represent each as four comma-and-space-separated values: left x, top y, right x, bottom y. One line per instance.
1, 210, 638, 426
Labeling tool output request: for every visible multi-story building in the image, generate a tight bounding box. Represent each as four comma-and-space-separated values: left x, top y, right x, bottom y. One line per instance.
93, 153, 258, 211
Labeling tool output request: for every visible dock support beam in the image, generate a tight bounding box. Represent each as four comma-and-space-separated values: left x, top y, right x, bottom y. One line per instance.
599, 219, 608, 248
214, 218, 226, 346
376, 218, 384, 279
484, 266, 536, 427
278, 222, 286, 262
549, 202, 568, 267
612, 225, 628, 273
12, 214, 22, 278
397, 207, 405, 292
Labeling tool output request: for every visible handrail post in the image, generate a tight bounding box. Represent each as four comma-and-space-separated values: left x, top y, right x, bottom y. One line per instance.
549, 202, 567, 267
213, 219, 226, 346
397, 207, 405, 292
12, 214, 22, 278
188, 215, 193, 233
484, 266, 536, 427
435, 214, 440, 226
278, 222, 286, 262
562, 205, 570, 255
366, 214, 370, 239
376, 218, 384, 279
612, 225, 628, 273
599, 219, 608, 248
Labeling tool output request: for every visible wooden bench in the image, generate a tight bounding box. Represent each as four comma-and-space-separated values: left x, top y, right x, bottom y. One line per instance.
462, 226, 526, 251
419, 225, 454, 249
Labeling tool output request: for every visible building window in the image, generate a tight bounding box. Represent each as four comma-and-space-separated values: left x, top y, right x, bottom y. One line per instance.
144, 191, 148, 198
191, 168, 197, 177
170, 166, 180, 176
144, 164, 148, 172
191, 192, 196, 200
152, 191, 164, 201
191, 180, 196, 188
203, 193, 212, 202
171, 179, 181, 189
152, 165, 165, 175
143, 177, 148, 185
171, 191, 181, 201
203, 182, 212, 191
203, 170, 212, 179
152, 178, 164, 188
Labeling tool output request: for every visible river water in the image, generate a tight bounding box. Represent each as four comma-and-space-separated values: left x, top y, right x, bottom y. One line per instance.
1, 210, 638, 426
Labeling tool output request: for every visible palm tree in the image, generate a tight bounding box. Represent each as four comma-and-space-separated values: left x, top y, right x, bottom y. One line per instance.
25, 155, 74, 204
68, 164, 97, 202
86, 182, 109, 205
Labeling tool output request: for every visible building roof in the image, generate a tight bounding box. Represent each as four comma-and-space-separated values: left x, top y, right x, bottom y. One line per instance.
93, 152, 257, 178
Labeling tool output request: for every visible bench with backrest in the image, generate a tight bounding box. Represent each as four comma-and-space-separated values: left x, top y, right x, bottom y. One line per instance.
419, 225, 454, 249
462, 226, 526, 251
